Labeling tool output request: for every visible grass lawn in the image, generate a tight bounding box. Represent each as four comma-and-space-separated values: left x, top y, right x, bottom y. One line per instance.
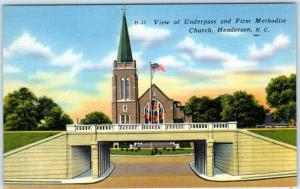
248, 129, 296, 146
4, 131, 62, 153
111, 148, 194, 155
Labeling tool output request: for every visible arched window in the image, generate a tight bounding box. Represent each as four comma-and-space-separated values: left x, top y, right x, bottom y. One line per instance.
125, 78, 130, 100
120, 78, 125, 100
144, 99, 164, 124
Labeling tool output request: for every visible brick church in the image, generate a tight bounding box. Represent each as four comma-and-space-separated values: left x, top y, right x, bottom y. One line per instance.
112, 12, 190, 124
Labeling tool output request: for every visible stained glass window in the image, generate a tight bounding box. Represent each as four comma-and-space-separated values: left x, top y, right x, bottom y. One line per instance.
144, 99, 164, 124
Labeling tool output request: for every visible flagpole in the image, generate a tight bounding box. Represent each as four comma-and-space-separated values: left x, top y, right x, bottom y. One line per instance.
149, 62, 153, 124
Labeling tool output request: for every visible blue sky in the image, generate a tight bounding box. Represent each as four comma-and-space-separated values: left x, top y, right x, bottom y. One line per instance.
3, 3, 296, 120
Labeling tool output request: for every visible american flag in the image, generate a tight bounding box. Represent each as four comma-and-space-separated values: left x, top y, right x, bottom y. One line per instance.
151, 63, 166, 72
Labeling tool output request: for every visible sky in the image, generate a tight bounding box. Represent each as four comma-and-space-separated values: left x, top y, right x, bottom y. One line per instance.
2, 3, 296, 121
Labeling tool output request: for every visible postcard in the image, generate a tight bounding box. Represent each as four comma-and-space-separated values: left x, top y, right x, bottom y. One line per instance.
2, 2, 297, 188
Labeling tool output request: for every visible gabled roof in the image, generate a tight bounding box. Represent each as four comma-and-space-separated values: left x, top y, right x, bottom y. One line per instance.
139, 84, 172, 101
117, 13, 133, 62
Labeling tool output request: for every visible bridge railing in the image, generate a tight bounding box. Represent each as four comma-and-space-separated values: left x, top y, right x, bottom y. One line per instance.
66, 122, 237, 133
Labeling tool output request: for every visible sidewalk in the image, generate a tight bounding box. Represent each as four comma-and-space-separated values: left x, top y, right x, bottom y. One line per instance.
5, 163, 115, 184
189, 161, 297, 181
62, 163, 114, 184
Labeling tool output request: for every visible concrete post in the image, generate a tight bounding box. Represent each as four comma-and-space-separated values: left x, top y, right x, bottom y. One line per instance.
99, 143, 104, 176
105, 143, 109, 171
66, 124, 75, 132
138, 124, 143, 131
91, 142, 99, 178
194, 141, 200, 170
103, 143, 106, 174
184, 123, 190, 130
206, 139, 214, 177
108, 143, 111, 169
228, 121, 237, 130
208, 123, 213, 130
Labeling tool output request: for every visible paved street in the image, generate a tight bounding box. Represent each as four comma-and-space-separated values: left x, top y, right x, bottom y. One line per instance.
5, 156, 297, 188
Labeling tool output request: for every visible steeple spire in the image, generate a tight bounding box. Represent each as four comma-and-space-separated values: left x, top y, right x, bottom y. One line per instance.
117, 9, 133, 62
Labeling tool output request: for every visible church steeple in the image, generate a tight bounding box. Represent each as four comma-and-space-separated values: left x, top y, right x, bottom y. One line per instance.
117, 11, 133, 62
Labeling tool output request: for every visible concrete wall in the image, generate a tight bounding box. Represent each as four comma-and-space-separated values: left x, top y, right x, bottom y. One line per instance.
236, 130, 297, 175
70, 146, 91, 178
4, 133, 68, 179
214, 143, 234, 175
4, 129, 297, 180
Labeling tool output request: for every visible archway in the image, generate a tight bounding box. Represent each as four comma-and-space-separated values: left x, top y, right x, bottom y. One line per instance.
144, 99, 164, 124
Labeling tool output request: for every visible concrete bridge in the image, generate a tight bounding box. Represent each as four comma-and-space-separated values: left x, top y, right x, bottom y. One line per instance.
4, 122, 297, 183
66, 122, 237, 179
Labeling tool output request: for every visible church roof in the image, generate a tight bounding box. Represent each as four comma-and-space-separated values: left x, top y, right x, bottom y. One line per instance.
139, 84, 172, 101
117, 12, 133, 62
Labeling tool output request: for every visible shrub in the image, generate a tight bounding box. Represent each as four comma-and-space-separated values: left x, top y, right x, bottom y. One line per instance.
151, 150, 155, 155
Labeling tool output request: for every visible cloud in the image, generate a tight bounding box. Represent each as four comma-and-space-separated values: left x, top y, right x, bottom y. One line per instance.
3, 65, 21, 74
4, 33, 147, 78
129, 25, 170, 47
4, 32, 53, 59
176, 36, 258, 72
51, 49, 145, 76
177, 36, 233, 63
154, 55, 223, 79
3, 79, 102, 121
222, 58, 257, 72
50, 49, 105, 76
29, 71, 75, 87
51, 49, 83, 67
248, 34, 290, 61
155, 55, 184, 68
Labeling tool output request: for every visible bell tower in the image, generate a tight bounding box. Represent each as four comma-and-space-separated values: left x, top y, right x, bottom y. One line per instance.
112, 11, 139, 124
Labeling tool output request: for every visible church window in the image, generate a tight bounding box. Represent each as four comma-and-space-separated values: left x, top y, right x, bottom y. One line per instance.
125, 78, 130, 100
123, 105, 127, 112
120, 78, 125, 100
126, 115, 130, 123
144, 99, 164, 124
120, 114, 130, 124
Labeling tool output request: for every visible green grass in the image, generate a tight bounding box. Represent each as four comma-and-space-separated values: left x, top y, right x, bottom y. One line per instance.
111, 148, 194, 155
4, 131, 61, 153
248, 129, 296, 146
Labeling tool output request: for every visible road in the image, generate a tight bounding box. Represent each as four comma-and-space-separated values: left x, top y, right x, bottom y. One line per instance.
4, 156, 297, 188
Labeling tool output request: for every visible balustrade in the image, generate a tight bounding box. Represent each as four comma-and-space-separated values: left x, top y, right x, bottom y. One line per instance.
66, 122, 237, 133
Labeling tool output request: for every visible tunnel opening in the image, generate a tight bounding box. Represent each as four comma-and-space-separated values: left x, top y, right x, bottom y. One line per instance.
70, 145, 91, 179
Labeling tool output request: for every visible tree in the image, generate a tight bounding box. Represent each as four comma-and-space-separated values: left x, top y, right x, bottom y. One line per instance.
38, 106, 73, 130
80, 111, 112, 124
184, 96, 222, 122
36, 96, 58, 122
4, 87, 38, 131
4, 88, 73, 131
266, 74, 296, 125
215, 94, 231, 110
36, 96, 73, 130
221, 91, 266, 128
